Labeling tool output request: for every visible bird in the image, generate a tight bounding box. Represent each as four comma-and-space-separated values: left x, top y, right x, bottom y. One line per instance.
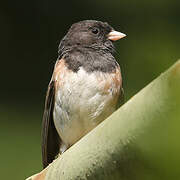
42, 20, 126, 168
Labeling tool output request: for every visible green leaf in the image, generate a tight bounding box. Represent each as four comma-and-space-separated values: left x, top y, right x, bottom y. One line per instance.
45, 60, 180, 180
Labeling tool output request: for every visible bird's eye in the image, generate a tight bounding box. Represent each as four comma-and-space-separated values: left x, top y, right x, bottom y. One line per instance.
91, 28, 99, 34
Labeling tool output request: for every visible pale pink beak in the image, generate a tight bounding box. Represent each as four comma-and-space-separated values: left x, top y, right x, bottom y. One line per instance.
108, 30, 126, 41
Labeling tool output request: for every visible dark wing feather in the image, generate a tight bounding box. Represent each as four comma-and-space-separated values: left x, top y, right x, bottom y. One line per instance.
41, 80, 60, 168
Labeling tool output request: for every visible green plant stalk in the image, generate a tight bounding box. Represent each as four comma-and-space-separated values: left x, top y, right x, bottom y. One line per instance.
45, 60, 180, 180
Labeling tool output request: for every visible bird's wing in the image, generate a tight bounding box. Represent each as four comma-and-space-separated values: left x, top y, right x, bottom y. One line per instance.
41, 77, 61, 168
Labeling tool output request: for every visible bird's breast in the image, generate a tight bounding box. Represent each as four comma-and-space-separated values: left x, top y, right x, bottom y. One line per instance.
53, 59, 122, 148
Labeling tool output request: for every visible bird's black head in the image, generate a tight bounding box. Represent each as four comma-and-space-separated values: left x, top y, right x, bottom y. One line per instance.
58, 20, 126, 57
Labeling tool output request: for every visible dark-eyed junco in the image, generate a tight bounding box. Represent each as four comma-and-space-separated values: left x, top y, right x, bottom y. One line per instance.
42, 20, 126, 168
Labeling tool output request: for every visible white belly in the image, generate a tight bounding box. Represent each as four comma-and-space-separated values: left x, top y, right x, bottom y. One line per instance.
53, 67, 121, 148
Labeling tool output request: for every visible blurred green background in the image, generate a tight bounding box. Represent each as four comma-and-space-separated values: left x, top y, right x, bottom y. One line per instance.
1, 0, 180, 179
